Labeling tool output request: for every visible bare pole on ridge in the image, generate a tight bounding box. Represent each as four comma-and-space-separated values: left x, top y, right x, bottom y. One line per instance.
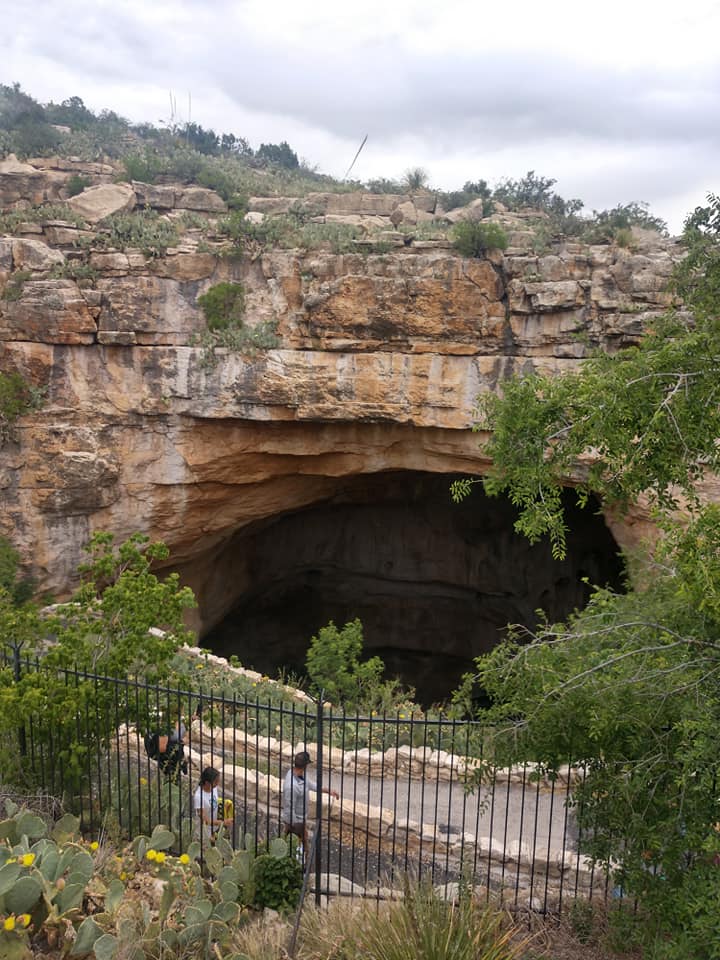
343, 134, 368, 181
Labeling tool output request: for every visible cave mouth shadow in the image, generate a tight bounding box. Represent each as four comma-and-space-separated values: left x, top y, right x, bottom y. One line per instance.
202, 471, 625, 707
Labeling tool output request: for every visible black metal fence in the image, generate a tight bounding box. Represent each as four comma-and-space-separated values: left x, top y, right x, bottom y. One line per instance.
1, 650, 608, 913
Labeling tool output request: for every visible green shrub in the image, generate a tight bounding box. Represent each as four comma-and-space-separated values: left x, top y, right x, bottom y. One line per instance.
197, 282, 246, 331
584, 201, 668, 240
438, 192, 493, 216
530, 222, 553, 255
296, 221, 360, 253
122, 151, 163, 184
195, 164, 237, 201
305, 619, 385, 708
401, 167, 430, 191
252, 852, 302, 911
218, 213, 374, 255
451, 221, 508, 257
160, 149, 205, 183
44, 95, 95, 130
614, 227, 634, 249
0, 369, 42, 444
0, 203, 86, 234
65, 173, 91, 197
1, 270, 32, 303
226, 193, 249, 212
178, 211, 211, 231
256, 140, 299, 169
218, 211, 300, 251
0, 532, 196, 790
180, 121, 219, 155
10, 119, 61, 157
97, 209, 179, 257
299, 881, 524, 960
365, 177, 403, 194
0, 537, 34, 607
48, 261, 97, 282
568, 899, 595, 944
196, 319, 280, 367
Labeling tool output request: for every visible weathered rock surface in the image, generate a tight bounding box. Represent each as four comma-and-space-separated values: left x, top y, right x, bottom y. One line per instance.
0, 153, 66, 205
65, 182, 136, 222
0, 158, 689, 647
1, 279, 97, 343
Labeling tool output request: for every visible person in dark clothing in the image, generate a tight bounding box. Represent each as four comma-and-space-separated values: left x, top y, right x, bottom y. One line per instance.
145, 716, 189, 780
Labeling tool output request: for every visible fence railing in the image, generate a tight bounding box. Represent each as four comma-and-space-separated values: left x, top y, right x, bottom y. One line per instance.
0, 651, 608, 913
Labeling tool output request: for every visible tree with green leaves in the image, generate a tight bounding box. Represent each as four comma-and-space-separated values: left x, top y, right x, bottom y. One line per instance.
256, 140, 299, 169
305, 619, 385, 709
459, 193, 720, 561
453, 193, 720, 953
401, 167, 430, 192
0, 532, 196, 790
0, 370, 43, 447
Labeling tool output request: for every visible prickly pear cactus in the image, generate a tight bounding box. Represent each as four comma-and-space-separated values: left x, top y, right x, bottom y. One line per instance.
1, 804, 288, 958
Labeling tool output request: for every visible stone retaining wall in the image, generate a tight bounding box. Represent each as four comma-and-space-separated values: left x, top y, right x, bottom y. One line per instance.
180, 741, 597, 903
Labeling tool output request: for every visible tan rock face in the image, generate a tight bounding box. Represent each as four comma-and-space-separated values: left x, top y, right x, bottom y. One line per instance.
175, 187, 227, 214
0, 154, 67, 205
0, 168, 686, 635
66, 183, 136, 223
96, 275, 206, 345
11, 238, 65, 271
283, 255, 505, 354
1, 279, 97, 343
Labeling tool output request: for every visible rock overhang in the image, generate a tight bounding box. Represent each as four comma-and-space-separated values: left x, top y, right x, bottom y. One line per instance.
0, 158, 684, 614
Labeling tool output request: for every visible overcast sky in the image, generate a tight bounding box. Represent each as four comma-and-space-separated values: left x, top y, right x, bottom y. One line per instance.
3, 0, 718, 232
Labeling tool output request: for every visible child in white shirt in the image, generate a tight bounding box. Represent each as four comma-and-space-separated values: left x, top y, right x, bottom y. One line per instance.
193, 766, 233, 843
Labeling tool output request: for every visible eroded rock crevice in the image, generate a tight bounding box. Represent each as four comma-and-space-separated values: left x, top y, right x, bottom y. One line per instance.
203, 472, 624, 704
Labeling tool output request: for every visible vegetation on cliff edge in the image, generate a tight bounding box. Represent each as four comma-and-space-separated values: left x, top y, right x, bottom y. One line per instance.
453, 192, 720, 954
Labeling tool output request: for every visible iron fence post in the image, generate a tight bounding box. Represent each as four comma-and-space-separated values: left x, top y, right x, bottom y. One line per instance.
11, 640, 27, 757
315, 691, 324, 908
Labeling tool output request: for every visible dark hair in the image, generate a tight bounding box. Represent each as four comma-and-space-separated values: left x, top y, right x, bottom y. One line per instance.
200, 766, 220, 786
294, 751, 311, 768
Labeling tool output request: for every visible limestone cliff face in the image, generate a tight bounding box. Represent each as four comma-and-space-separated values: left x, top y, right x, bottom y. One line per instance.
0, 155, 685, 631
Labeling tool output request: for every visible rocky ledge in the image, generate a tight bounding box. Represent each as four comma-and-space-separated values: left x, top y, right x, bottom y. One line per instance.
0, 154, 686, 628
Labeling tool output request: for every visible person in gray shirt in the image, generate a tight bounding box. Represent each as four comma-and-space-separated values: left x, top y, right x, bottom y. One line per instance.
282, 750, 338, 854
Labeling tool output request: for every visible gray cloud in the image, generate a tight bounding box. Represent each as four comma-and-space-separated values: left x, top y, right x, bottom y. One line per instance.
210, 44, 719, 150
2, 0, 717, 230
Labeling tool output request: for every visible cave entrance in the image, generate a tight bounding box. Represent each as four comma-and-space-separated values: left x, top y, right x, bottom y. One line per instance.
203, 471, 624, 706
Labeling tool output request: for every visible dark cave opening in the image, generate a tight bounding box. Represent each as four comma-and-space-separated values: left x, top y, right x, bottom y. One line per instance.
203, 471, 625, 705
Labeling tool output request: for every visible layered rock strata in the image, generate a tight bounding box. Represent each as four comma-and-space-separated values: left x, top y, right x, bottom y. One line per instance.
0, 156, 684, 637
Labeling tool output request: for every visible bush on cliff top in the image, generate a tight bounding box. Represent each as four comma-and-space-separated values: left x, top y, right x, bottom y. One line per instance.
451, 220, 508, 257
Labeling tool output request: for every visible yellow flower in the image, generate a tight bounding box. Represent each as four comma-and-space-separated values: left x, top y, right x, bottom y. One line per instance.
139, 777, 148, 786
399, 713, 405, 719
19, 915, 31, 928
120, 872, 127, 880
21, 853, 35, 867
89, 841, 99, 851
3, 916, 16, 931
155, 852, 166, 864
179, 854, 190, 865
146, 850, 157, 861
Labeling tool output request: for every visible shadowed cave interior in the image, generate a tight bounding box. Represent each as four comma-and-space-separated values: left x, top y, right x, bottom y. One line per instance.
203, 471, 625, 706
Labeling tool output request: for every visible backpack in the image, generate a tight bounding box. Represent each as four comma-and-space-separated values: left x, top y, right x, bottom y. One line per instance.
144, 732, 161, 760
